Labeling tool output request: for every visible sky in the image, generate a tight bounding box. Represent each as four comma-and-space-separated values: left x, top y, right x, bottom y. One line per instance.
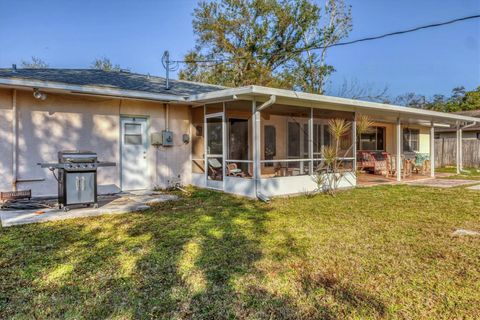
0, 0, 479, 98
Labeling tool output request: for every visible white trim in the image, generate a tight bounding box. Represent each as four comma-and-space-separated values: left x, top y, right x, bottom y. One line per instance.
430, 122, 435, 177
396, 118, 402, 182
188, 85, 480, 124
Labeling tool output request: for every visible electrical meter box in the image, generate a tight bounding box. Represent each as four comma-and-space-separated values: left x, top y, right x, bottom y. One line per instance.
162, 130, 174, 146
151, 132, 163, 146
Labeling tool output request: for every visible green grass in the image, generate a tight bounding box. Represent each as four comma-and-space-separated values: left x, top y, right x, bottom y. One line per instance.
437, 167, 480, 180
1, 185, 480, 319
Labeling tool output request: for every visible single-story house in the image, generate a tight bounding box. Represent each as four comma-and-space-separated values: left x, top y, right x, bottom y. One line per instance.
435, 110, 480, 140
1, 68, 478, 199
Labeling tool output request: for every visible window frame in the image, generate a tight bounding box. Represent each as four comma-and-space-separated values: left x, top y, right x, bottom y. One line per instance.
403, 128, 420, 152
357, 126, 386, 151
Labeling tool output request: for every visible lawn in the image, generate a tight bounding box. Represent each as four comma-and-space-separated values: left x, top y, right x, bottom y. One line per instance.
437, 166, 480, 180
1, 185, 480, 319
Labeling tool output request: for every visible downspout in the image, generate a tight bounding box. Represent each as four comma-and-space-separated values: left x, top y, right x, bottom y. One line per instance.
12, 89, 17, 191
257, 95, 276, 112
164, 103, 169, 130
254, 95, 276, 201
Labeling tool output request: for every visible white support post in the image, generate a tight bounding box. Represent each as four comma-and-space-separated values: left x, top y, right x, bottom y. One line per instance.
222, 102, 227, 191
252, 99, 261, 196
203, 105, 207, 186
459, 127, 463, 172
430, 121, 435, 177
396, 118, 402, 182
456, 123, 460, 174
352, 112, 357, 174
308, 107, 314, 175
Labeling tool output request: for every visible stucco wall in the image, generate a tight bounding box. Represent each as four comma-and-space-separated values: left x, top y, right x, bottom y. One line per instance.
0, 89, 13, 193
369, 122, 431, 155
0, 88, 191, 197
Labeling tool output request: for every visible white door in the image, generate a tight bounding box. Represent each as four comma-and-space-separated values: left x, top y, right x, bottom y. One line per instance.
121, 117, 149, 190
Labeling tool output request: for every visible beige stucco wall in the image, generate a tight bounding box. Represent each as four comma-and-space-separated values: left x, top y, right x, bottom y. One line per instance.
0, 88, 191, 197
366, 122, 430, 155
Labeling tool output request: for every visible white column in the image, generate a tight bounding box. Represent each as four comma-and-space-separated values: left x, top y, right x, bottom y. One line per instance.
252, 99, 261, 195
222, 102, 227, 191
352, 113, 357, 174
203, 105, 207, 186
308, 108, 314, 175
396, 118, 402, 182
459, 127, 463, 171
430, 122, 435, 177
456, 123, 460, 174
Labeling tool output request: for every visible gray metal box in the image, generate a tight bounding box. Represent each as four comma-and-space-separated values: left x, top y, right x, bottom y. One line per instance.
162, 130, 174, 146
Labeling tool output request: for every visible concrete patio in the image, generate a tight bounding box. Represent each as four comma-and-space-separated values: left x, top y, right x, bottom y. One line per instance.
0, 191, 178, 227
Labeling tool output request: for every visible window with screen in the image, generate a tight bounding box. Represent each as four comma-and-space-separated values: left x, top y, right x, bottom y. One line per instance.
264, 125, 276, 167
403, 128, 419, 152
124, 123, 142, 145
357, 126, 385, 151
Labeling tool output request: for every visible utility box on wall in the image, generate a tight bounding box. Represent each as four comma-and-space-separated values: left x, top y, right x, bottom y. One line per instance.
162, 130, 174, 146
151, 132, 163, 146
150, 130, 174, 147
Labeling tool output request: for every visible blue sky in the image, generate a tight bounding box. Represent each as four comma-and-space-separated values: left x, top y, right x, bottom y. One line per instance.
0, 0, 478, 98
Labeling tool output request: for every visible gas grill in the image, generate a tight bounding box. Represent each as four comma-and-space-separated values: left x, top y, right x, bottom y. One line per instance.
38, 151, 116, 211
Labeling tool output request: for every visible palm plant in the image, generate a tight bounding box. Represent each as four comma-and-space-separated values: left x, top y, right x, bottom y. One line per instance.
314, 115, 373, 195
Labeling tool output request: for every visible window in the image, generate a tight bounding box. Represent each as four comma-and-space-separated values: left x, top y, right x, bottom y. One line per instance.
124, 123, 142, 145
477, 132, 480, 140
357, 126, 385, 151
264, 125, 276, 166
403, 128, 419, 152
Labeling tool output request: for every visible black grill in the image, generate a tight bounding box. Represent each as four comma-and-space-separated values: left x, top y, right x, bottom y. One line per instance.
38, 151, 115, 211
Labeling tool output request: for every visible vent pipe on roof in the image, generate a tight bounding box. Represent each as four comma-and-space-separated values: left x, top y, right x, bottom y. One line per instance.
162, 50, 171, 90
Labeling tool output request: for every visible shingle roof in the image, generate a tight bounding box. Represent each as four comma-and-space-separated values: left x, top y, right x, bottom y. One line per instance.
0, 68, 225, 97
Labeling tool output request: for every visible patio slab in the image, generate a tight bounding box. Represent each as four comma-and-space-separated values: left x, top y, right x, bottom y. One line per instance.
405, 179, 480, 188
466, 184, 480, 191
0, 192, 178, 227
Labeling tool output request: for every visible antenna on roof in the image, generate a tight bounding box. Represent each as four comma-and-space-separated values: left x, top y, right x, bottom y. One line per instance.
161, 50, 179, 90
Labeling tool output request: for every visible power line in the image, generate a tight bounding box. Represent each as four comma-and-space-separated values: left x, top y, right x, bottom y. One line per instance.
170, 14, 480, 64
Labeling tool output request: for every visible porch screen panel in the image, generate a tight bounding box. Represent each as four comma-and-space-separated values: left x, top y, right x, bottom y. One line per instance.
225, 100, 253, 178
191, 107, 205, 173
312, 109, 355, 172
260, 104, 310, 177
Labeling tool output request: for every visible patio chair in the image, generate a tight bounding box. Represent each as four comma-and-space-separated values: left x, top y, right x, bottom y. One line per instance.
226, 163, 244, 177
402, 158, 413, 178
208, 158, 223, 180
385, 153, 397, 178
371, 152, 388, 176
413, 153, 430, 175
357, 151, 376, 172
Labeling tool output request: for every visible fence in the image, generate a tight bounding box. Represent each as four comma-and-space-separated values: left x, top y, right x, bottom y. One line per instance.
435, 138, 480, 168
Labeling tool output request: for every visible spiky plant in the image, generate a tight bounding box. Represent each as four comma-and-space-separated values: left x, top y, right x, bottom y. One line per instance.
356, 114, 375, 137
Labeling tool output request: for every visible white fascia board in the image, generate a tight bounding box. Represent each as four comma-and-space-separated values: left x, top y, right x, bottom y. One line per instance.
0, 77, 186, 102
187, 86, 254, 102
188, 85, 479, 124
248, 86, 479, 124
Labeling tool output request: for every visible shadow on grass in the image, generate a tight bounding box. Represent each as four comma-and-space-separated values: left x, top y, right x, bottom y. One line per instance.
0, 189, 387, 319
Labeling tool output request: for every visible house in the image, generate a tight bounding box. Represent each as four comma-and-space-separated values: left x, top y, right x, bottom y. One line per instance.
0, 68, 478, 199
435, 110, 480, 140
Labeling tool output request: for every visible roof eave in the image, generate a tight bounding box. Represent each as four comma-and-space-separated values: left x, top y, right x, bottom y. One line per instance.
187, 85, 479, 125
0, 77, 187, 102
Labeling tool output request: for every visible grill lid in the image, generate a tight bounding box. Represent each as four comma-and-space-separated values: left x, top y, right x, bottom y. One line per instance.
58, 150, 97, 163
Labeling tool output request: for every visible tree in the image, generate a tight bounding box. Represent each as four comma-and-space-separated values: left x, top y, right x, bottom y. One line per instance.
90, 57, 124, 71
21, 56, 49, 68
179, 0, 352, 93
394, 86, 480, 112
329, 78, 390, 103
